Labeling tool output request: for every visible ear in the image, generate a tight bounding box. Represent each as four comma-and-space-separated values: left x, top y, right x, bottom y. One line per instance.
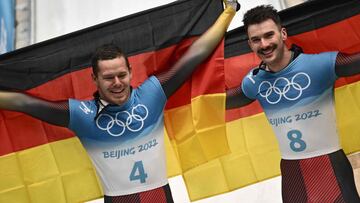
128, 66, 132, 80
281, 27, 288, 41
92, 73, 98, 85
247, 39, 254, 51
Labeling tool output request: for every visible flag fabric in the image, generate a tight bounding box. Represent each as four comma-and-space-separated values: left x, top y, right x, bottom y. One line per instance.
0, 0, 226, 202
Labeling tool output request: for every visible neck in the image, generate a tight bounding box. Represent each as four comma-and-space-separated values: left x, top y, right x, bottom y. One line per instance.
267, 48, 292, 72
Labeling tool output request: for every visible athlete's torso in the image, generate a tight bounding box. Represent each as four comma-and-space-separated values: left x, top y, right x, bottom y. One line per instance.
242, 52, 340, 159
69, 76, 168, 196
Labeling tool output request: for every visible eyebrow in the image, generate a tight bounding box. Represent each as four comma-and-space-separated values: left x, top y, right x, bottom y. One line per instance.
264, 31, 275, 36
250, 31, 275, 40
103, 70, 128, 77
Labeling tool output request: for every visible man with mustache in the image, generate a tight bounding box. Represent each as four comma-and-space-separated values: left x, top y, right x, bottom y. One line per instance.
0, 1, 240, 202
226, 5, 360, 202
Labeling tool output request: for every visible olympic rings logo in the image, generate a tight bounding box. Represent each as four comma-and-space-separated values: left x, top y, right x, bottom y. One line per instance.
258, 72, 311, 104
95, 104, 149, 137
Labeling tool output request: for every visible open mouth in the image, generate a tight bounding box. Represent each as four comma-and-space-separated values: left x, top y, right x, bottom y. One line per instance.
260, 48, 274, 57
110, 89, 126, 97
263, 49, 273, 56
259, 45, 277, 58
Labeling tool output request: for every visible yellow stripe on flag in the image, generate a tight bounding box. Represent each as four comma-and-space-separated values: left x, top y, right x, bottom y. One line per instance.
164, 93, 228, 172
27, 177, 66, 203
184, 159, 228, 200
177, 113, 280, 201
0, 153, 27, 202
239, 114, 281, 180
0, 138, 103, 203
164, 129, 182, 177
335, 81, 360, 153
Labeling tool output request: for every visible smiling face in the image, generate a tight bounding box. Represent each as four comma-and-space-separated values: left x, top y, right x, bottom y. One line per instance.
92, 56, 132, 105
247, 19, 289, 71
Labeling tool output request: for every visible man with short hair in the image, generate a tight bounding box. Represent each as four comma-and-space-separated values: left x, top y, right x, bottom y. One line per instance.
226, 5, 360, 202
0, 1, 240, 202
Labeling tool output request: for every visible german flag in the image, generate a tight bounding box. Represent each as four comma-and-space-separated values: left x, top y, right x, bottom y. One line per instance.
0, 0, 226, 202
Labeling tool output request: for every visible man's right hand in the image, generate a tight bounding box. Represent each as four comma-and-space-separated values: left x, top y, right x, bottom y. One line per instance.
224, 0, 241, 11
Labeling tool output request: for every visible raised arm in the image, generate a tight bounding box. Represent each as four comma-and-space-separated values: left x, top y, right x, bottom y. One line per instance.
335, 52, 360, 77
156, 0, 239, 98
0, 91, 69, 127
226, 86, 255, 109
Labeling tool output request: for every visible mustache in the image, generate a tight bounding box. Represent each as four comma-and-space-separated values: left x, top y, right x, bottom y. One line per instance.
258, 44, 277, 55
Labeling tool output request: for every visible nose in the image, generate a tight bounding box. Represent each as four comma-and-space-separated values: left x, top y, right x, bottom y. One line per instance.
113, 76, 121, 85
260, 38, 270, 48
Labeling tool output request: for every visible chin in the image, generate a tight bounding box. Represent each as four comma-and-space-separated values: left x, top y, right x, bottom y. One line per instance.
265, 59, 274, 65
263, 56, 276, 64
114, 97, 129, 105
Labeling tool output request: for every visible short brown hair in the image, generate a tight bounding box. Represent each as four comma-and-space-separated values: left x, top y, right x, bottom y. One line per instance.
91, 44, 130, 75
243, 5, 282, 34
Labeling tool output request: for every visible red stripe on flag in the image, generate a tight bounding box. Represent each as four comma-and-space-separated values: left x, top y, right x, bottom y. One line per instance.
287, 15, 360, 54
224, 52, 260, 89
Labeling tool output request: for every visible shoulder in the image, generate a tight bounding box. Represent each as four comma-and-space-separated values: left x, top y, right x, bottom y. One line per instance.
241, 68, 261, 99
68, 99, 97, 130
69, 99, 97, 113
135, 76, 166, 101
242, 67, 261, 85
69, 98, 94, 105
144, 76, 161, 86
300, 52, 338, 60
294, 52, 338, 70
137, 76, 162, 91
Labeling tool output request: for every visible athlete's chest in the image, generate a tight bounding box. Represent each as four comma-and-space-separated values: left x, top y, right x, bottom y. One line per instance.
76, 99, 163, 143
94, 103, 151, 137
255, 70, 315, 106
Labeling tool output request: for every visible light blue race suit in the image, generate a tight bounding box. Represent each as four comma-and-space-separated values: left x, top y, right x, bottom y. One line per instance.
69, 76, 168, 196
242, 52, 340, 159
